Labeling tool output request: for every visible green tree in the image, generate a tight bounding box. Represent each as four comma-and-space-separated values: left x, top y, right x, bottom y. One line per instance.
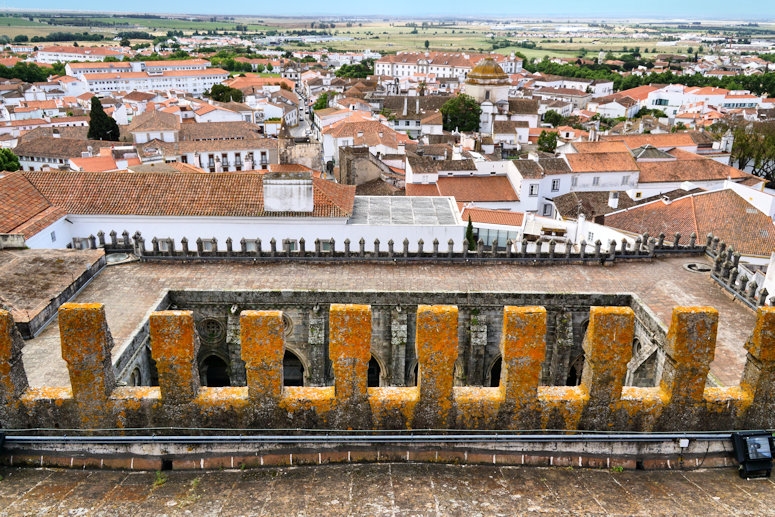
87, 97, 119, 141
119, 38, 130, 47
465, 215, 476, 251
207, 84, 243, 102
424, 39, 430, 50
440, 93, 481, 132
537, 130, 558, 153
0, 148, 20, 172
543, 110, 565, 128
313, 92, 329, 110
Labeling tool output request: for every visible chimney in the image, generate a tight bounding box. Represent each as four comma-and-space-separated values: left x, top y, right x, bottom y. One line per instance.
263, 172, 314, 212
416, 97, 420, 114
403, 97, 408, 117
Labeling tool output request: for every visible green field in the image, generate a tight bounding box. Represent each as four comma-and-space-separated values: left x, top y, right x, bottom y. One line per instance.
1, 13, 773, 63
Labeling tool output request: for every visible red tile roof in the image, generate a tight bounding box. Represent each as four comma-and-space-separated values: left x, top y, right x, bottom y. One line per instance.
566, 152, 638, 173
22, 171, 355, 218
436, 176, 519, 203
0, 172, 56, 234
604, 189, 775, 257
637, 149, 750, 183
461, 206, 524, 227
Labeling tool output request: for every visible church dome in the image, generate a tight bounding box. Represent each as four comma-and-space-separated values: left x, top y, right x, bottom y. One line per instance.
466, 58, 508, 85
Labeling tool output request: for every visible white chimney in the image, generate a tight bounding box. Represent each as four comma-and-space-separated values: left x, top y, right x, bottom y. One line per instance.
263, 173, 314, 212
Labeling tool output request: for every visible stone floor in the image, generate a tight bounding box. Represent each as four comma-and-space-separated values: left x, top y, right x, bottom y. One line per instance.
3, 251, 757, 388
0, 463, 772, 516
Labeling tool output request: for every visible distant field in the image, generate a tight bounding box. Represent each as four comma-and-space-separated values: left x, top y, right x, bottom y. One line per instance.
1, 13, 772, 63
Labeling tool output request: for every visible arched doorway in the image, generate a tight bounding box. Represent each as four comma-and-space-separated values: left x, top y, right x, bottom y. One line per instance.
202, 355, 230, 387
489, 357, 502, 387
566, 354, 584, 386
368, 357, 381, 387
283, 350, 305, 386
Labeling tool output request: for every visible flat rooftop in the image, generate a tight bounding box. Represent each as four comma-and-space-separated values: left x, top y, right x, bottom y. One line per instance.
0, 250, 756, 388
348, 196, 460, 225
0, 464, 769, 515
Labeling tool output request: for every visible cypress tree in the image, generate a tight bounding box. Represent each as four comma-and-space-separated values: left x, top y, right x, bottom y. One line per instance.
466, 215, 476, 251
87, 96, 120, 141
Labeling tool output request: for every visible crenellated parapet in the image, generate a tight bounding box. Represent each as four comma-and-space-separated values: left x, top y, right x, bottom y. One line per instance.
1, 304, 775, 434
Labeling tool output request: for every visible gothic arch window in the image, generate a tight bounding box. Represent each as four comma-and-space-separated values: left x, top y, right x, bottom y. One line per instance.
202, 355, 230, 387
489, 356, 502, 387
566, 354, 585, 386
129, 367, 142, 386
282, 313, 294, 337
283, 350, 305, 386
368, 356, 381, 388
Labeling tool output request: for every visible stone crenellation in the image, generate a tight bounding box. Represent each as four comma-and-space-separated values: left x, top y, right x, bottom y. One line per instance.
2, 302, 775, 434
88, 230, 706, 265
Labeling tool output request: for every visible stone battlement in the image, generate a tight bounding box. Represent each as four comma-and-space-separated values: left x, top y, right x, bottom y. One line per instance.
1, 303, 774, 434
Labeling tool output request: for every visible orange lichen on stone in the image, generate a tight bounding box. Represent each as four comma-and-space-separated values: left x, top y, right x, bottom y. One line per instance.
704, 386, 750, 413
743, 307, 775, 363
21, 386, 72, 405
196, 387, 250, 411
240, 311, 284, 401
538, 386, 588, 430
414, 305, 458, 429
454, 387, 502, 428
329, 304, 371, 401
111, 386, 160, 403
150, 310, 201, 404
0, 309, 28, 404
369, 387, 418, 428
500, 306, 545, 405
580, 307, 634, 420
58, 303, 116, 401
659, 307, 718, 405
280, 386, 335, 415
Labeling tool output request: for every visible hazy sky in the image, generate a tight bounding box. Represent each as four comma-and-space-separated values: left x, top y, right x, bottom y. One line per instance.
10, 1, 774, 20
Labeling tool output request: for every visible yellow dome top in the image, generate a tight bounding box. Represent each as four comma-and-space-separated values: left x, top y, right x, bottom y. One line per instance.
467, 58, 508, 84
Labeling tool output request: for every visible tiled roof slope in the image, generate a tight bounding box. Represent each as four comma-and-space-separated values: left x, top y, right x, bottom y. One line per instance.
22, 171, 355, 218
436, 176, 519, 202
637, 149, 750, 183
604, 189, 775, 257
461, 206, 524, 226
566, 152, 638, 173
0, 172, 57, 233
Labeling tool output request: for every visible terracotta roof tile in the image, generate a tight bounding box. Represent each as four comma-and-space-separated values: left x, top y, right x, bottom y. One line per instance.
604, 189, 775, 257
405, 183, 441, 196
0, 172, 53, 233
435, 176, 518, 202
566, 152, 638, 173
600, 132, 697, 150
461, 206, 524, 227
22, 171, 355, 218
637, 149, 750, 183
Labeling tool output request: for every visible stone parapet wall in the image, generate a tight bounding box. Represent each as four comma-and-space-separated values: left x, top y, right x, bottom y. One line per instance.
1, 304, 775, 434
90, 230, 707, 265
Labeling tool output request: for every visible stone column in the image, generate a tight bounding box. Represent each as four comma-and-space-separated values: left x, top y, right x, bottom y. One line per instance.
226, 309, 246, 386
657, 307, 718, 430
308, 307, 327, 386
329, 304, 372, 428
390, 308, 408, 386
412, 305, 458, 429
58, 303, 117, 428
0, 310, 29, 426
150, 311, 201, 405
578, 307, 635, 430
740, 308, 775, 428
467, 313, 487, 386
240, 311, 284, 402
498, 306, 545, 429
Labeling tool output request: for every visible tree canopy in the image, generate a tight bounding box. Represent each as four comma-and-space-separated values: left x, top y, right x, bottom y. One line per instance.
0, 148, 20, 172
207, 84, 244, 103
313, 92, 330, 110
537, 130, 558, 153
440, 94, 481, 132
730, 121, 775, 187
87, 97, 120, 141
